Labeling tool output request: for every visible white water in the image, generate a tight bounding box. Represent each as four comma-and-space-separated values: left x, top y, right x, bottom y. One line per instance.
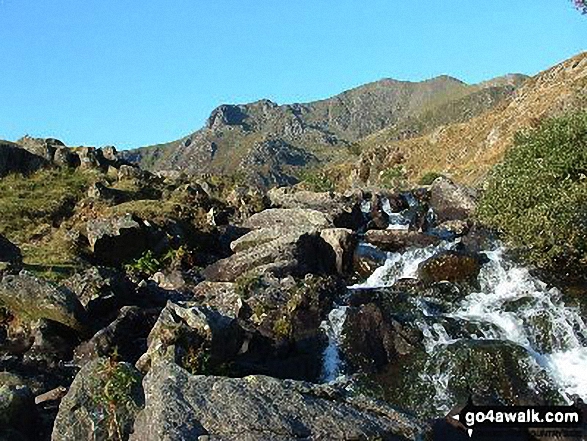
354, 242, 587, 404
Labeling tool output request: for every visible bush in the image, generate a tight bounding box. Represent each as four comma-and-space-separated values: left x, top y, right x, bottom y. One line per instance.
477, 111, 587, 274
298, 170, 335, 192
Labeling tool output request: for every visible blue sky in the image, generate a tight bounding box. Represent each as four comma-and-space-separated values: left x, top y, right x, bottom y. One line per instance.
0, 1, 585, 149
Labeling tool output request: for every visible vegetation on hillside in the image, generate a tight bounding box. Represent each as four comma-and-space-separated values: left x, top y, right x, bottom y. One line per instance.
478, 111, 587, 275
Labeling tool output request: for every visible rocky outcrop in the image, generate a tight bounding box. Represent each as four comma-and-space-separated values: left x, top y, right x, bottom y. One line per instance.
0, 140, 47, 177
0, 271, 86, 332
131, 361, 426, 441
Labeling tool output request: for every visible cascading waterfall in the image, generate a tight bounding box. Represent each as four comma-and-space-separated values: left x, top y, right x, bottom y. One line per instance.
343, 239, 587, 411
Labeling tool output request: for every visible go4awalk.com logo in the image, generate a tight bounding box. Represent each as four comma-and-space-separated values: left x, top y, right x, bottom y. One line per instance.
451, 399, 584, 438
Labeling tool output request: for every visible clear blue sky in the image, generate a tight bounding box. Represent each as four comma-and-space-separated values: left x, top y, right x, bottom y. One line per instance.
0, 0, 585, 149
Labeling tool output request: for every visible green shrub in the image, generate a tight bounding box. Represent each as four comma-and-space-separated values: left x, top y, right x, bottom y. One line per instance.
124, 250, 161, 276
477, 111, 587, 274
418, 171, 445, 186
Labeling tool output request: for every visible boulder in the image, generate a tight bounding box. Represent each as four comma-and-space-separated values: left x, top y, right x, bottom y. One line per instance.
369, 193, 390, 229
417, 250, 482, 286
87, 182, 128, 204
53, 147, 80, 168
131, 362, 426, 441
204, 232, 336, 282
319, 228, 356, 275
75, 147, 105, 170
429, 177, 477, 222
0, 235, 22, 277
24, 319, 80, 367
135, 301, 244, 374
0, 271, 86, 332
428, 219, 470, 240
363, 229, 439, 252
117, 164, 144, 181
86, 214, 149, 266
51, 358, 143, 441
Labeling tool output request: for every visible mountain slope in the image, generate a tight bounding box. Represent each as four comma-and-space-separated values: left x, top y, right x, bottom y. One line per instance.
353, 53, 587, 186
122, 74, 525, 187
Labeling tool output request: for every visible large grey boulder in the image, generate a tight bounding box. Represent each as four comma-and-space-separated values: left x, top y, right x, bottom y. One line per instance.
0, 271, 86, 332
131, 362, 426, 441
52, 358, 143, 441
0, 140, 47, 177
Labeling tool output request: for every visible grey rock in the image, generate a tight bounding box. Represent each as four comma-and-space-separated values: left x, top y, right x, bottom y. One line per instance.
0, 384, 38, 440
131, 362, 426, 441
0, 271, 86, 332
320, 228, 356, 275
364, 229, 439, 253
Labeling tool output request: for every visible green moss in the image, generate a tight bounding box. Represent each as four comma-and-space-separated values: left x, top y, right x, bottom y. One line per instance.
272, 316, 292, 339
418, 171, 445, 185
234, 273, 264, 299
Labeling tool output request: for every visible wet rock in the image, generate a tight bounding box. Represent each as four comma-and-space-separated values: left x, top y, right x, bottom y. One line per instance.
0, 271, 86, 332
131, 361, 426, 441
428, 219, 470, 240
364, 229, 439, 252
0, 384, 38, 440
86, 214, 149, 266
0, 235, 22, 277
75, 306, 160, 366
418, 250, 482, 287
429, 177, 477, 222
135, 301, 244, 374
52, 358, 143, 441
319, 228, 356, 275
342, 302, 422, 373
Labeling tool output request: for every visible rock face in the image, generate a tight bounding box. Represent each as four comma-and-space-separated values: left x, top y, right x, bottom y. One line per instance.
320, 228, 356, 275
0, 271, 86, 332
0, 235, 23, 277
131, 361, 426, 441
52, 358, 143, 441
86, 214, 149, 266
